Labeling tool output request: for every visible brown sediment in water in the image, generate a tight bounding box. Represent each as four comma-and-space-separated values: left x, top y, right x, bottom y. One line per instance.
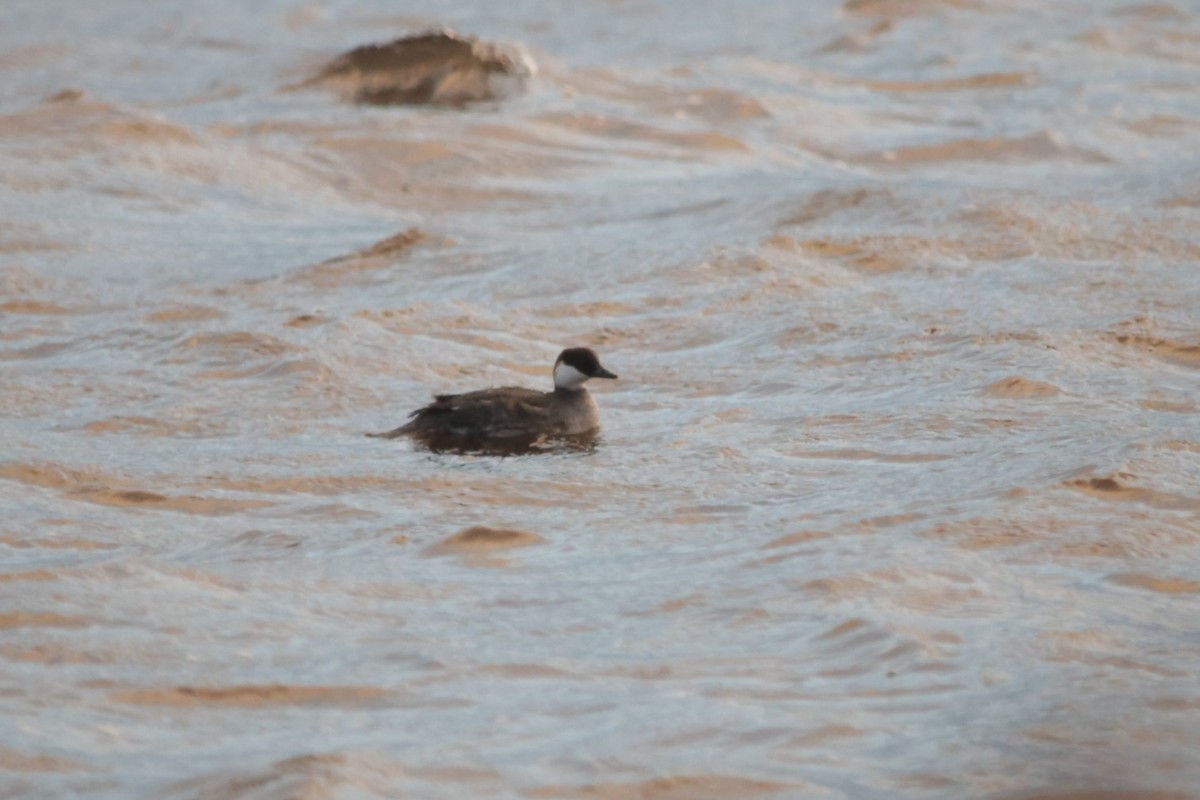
0, 462, 273, 515
92, 490, 271, 514
0, 569, 59, 582
164, 752, 438, 799
206, 473, 644, 509
1065, 474, 1200, 511
540, 300, 641, 319
983, 376, 1063, 398
820, 19, 895, 52
960, 206, 1200, 262
1114, 3, 1192, 21
853, 71, 1038, 92
289, 227, 439, 286
425, 525, 545, 556
478, 662, 576, 679
844, 0, 984, 16
763, 530, 833, 548
539, 112, 750, 155
566, 69, 770, 122
0, 97, 199, 150
0, 300, 73, 314
865, 131, 1113, 167
786, 723, 868, 746
802, 568, 991, 613
920, 514, 1152, 557
0, 748, 89, 772
778, 187, 885, 226
302, 132, 553, 210
83, 415, 211, 437
530, 774, 802, 799
1009, 789, 1194, 799
1163, 192, 1200, 208
1125, 114, 1194, 137
1110, 573, 1200, 594
790, 235, 949, 272
165, 330, 342, 385
178, 330, 296, 360
0, 643, 113, 664
143, 304, 226, 323
1139, 399, 1196, 413
111, 684, 388, 708
1110, 333, 1200, 368
284, 313, 329, 328
0, 534, 114, 550
299, 30, 531, 106
0, 612, 90, 629
790, 448, 953, 463
0, 221, 70, 254
675, 88, 771, 121
779, 203, 1200, 268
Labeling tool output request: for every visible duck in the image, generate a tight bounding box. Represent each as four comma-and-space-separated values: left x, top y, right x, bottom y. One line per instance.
369, 347, 618, 452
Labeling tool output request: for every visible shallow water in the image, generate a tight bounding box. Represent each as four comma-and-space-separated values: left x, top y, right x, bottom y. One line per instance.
3, 1, 1200, 798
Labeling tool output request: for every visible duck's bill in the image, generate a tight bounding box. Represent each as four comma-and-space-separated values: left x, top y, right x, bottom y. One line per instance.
594, 367, 618, 380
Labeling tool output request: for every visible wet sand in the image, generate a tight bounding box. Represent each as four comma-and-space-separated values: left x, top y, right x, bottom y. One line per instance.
2, 1, 1200, 798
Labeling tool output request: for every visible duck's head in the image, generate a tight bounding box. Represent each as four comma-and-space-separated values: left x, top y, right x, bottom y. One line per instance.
553, 347, 618, 390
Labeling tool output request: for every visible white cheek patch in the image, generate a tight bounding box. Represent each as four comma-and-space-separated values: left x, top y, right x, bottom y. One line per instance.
553, 362, 589, 389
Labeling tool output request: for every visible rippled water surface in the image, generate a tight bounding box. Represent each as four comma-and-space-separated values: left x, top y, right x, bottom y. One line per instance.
3, 1, 1200, 798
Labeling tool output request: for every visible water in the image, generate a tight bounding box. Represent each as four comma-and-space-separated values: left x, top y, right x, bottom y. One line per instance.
2, 1, 1200, 798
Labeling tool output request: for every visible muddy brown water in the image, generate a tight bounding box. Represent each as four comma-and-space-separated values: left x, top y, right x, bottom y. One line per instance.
2, 1, 1200, 798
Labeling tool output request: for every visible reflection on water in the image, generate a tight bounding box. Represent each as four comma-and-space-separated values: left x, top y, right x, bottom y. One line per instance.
368, 426, 601, 457
2, 0, 1200, 798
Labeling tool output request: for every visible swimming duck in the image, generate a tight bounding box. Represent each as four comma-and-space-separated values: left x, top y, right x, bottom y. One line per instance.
370, 347, 618, 452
